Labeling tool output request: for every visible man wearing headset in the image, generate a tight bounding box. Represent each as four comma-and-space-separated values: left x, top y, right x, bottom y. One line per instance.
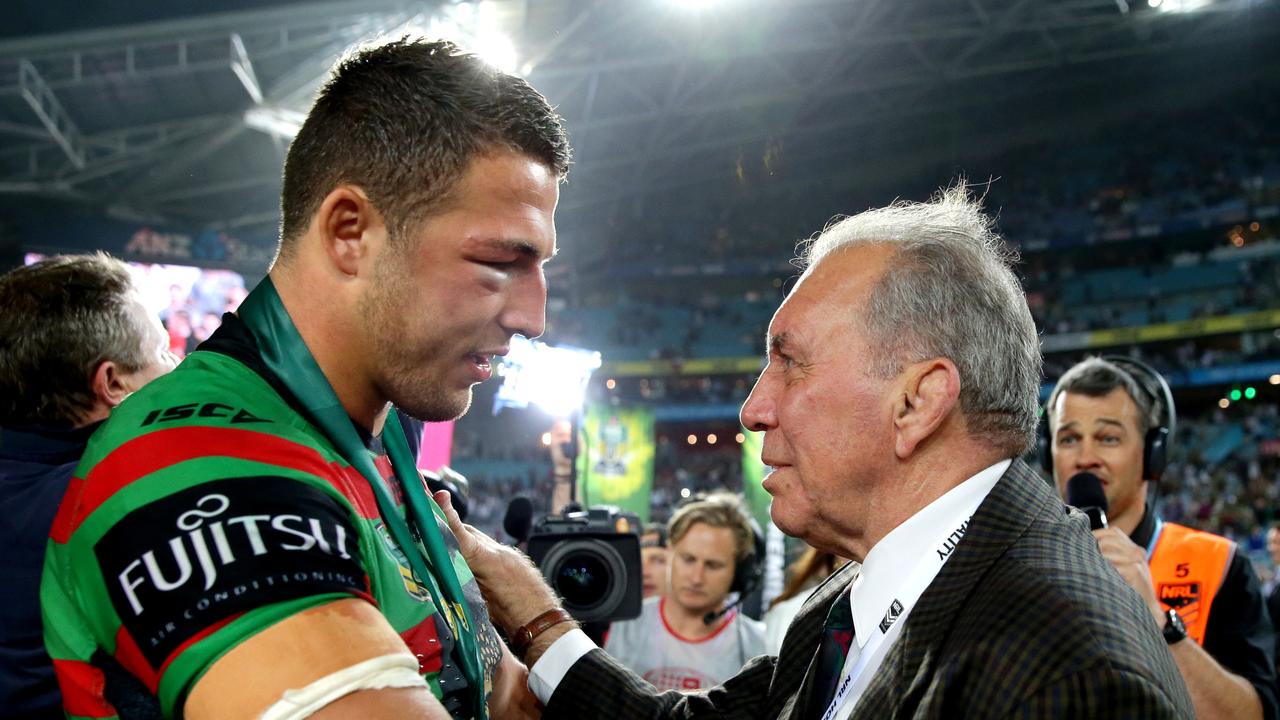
1046, 356, 1277, 720
603, 493, 766, 691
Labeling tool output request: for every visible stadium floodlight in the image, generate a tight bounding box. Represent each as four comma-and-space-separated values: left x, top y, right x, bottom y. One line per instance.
425, 1, 520, 74
666, 0, 724, 10
494, 336, 602, 419
1152, 0, 1213, 12
472, 32, 518, 74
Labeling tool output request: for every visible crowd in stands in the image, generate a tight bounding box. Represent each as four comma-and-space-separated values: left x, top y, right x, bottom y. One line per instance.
1156, 402, 1280, 581
548, 90, 1280, 371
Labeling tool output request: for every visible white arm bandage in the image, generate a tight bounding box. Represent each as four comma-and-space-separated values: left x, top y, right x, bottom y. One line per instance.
260, 652, 429, 720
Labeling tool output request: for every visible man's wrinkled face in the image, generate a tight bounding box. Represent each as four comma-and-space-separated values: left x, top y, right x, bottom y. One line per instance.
738, 244, 898, 552
360, 151, 559, 422
1050, 388, 1148, 529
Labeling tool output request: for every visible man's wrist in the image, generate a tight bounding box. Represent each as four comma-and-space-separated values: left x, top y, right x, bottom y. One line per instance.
522, 621, 579, 669
510, 608, 575, 659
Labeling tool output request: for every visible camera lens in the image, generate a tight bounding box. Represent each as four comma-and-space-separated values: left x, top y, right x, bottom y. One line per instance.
554, 553, 609, 606
539, 538, 626, 619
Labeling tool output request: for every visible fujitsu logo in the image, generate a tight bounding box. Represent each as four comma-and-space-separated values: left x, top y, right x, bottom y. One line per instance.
117, 493, 353, 615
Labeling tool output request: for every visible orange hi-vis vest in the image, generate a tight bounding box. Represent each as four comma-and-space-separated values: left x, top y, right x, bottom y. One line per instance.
1147, 521, 1235, 646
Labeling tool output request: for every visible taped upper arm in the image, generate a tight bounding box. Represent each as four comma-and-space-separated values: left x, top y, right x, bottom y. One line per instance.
185, 597, 445, 719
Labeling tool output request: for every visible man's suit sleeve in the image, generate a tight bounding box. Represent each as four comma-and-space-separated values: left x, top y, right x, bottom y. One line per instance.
1004, 663, 1192, 719
543, 647, 778, 720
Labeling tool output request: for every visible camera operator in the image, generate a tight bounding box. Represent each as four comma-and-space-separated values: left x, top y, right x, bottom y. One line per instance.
603, 493, 765, 691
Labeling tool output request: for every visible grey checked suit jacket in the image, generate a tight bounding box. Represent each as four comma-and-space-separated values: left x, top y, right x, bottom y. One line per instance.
543, 460, 1194, 719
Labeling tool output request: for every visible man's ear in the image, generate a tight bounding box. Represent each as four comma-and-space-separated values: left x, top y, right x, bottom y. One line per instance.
314, 185, 385, 277
892, 358, 961, 459
91, 359, 132, 412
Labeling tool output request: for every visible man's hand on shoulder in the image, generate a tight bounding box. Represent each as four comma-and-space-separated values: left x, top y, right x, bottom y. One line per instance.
1093, 527, 1164, 625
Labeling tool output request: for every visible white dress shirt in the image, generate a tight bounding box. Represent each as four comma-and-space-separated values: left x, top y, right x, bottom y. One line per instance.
823, 458, 1008, 719
529, 459, 1011, 710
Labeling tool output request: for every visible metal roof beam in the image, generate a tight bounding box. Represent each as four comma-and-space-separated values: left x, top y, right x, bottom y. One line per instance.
17, 60, 86, 169
0, 1, 435, 57
229, 33, 263, 105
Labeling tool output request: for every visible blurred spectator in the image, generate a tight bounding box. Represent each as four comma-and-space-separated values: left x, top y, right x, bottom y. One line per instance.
0, 253, 176, 719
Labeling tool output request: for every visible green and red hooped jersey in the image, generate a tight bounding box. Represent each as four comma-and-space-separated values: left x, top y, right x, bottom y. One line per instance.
40, 345, 503, 720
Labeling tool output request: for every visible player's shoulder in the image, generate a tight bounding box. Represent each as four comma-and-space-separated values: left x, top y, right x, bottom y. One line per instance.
55, 350, 356, 550
79, 349, 333, 472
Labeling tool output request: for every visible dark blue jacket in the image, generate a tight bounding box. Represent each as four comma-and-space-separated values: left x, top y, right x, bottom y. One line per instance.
0, 422, 97, 720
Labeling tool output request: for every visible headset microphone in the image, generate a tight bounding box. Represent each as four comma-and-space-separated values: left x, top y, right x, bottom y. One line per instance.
702, 568, 762, 625
703, 595, 744, 626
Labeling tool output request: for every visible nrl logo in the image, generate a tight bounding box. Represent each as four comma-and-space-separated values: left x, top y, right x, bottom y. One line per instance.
1158, 582, 1201, 610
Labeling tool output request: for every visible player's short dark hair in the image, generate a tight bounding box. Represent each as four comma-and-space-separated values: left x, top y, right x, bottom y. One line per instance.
278, 38, 571, 261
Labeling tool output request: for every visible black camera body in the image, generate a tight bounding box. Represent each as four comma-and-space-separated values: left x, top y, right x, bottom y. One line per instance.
526, 506, 643, 623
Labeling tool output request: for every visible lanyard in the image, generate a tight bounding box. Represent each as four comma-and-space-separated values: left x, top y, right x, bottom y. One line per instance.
238, 278, 487, 719
820, 514, 972, 720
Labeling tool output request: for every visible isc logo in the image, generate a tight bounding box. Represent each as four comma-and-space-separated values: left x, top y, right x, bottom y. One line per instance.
140, 402, 271, 427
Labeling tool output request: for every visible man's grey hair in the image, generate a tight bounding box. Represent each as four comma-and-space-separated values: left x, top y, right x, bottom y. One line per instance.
1046, 357, 1160, 436
799, 183, 1042, 456
0, 253, 150, 425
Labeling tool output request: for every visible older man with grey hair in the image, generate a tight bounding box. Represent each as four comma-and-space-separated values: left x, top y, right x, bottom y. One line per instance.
442, 183, 1194, 719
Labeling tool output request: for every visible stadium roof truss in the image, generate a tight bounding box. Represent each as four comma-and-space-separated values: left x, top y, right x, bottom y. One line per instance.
0, 0, 1275, 235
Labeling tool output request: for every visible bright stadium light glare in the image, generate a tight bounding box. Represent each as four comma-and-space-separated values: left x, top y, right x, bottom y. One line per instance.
1153, 0, 1213, 12
243, 106, 305, 139
667, 0, 723, 10
493, 336, 602, 418
473, 32, 518, 73
426, 2, 520, 74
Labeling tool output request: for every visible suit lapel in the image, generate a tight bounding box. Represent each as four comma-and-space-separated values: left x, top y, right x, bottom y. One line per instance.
850, 461, 1057, 717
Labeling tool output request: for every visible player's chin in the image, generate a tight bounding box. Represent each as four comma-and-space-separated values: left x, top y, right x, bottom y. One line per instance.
395, 386, 472, 424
